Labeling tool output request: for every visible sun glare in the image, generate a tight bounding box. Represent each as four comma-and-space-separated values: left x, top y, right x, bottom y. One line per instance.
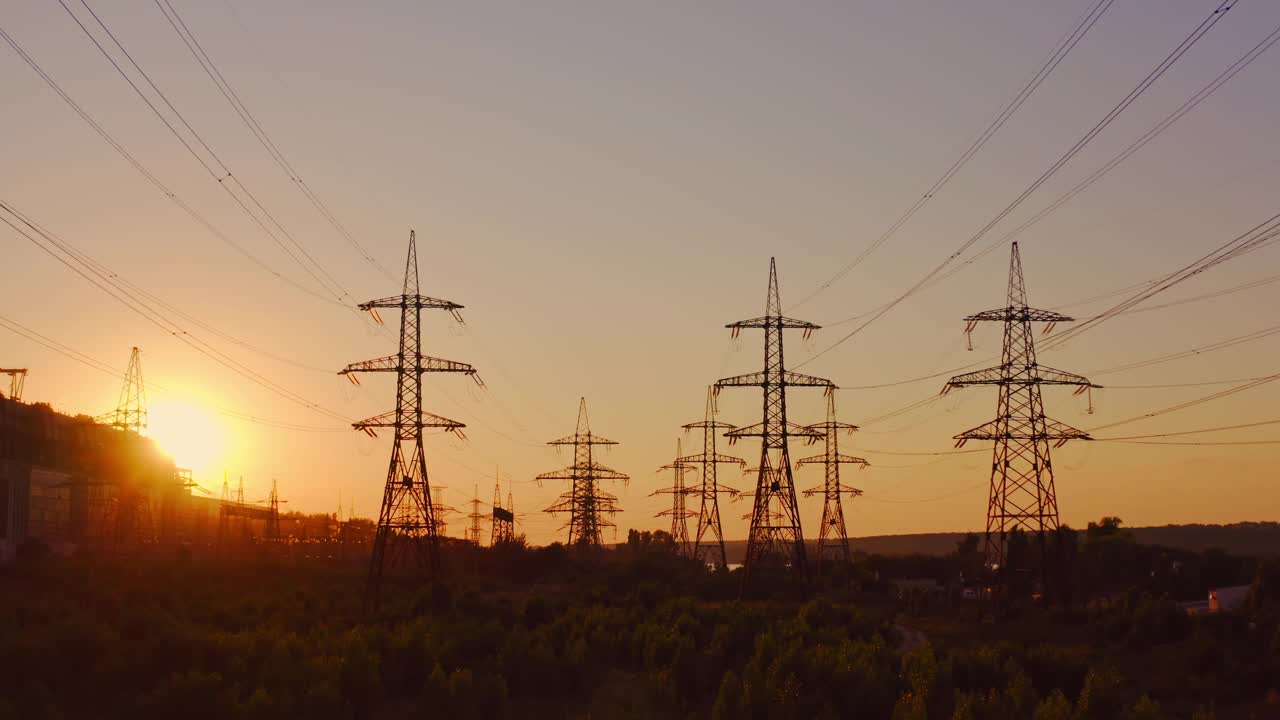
148, 398, 227, 476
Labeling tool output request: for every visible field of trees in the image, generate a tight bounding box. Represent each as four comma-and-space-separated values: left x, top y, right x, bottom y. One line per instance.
2, 522, 1278, 719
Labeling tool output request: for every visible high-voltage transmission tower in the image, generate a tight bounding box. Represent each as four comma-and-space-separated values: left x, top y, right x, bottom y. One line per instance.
798, 392, 868, 574
943, 242, 1097, 580
680, 387, 744, 569
0, 368, 27, 400
491, 469, 515, 545
717, 259, 833, 585
340, 230, 480, 609
538, 398, 629, 547
102, 347, 147, 432
653, 439, 697, 554
465, 484, 485, 546
265, 479, 282, 541
430, 485, 458, 537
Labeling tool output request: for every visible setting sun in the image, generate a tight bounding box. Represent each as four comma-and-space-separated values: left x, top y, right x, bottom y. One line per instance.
148, 398, 227, 477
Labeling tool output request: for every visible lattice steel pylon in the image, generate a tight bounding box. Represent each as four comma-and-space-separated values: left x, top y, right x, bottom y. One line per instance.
466, 483, 485, 546
943, 242, 1097, 577
103, 347, 146, 432
217, 474, 230, 551
265, 479, 281, 540
653, 439, 697, 555
680, 387, 744, 570
428, 485, 457, 537
0, 368, 27, 401
539, 398, 629, 547
798, 392, 868, 574
340, 230, 481, 609
717, 258, 833, 585
491, 469, 515, 545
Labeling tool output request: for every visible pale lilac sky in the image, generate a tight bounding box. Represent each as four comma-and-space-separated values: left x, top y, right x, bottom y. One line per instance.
2, 1, 1279, 543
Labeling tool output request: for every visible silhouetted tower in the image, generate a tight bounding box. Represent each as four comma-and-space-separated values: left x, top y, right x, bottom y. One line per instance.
429, 485, 456, 537
217, 474, 231, 551
539, 398, 629, 547
653, 439, 696, 554
943, 242, 1097, 576
0, 368, 27, 401
717, 259, 832, 584
237, 476, 247, 543
265, 479, 281, 540
106, 347, 147, 433
680, 387, 745, 570
491, 470, 515, 545
798, 392, 868, 574
340, 230, 480, 609
465, 483, 485, 546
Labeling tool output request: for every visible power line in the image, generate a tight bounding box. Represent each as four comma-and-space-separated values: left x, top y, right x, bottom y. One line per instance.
1103, 376, 1278, 389
1101, 272, 1280, 318
1088, 371, 1280, 433
839, 265, 1280, 394
799, 0, 1237, 366
1, 203, 352, 424
856, 447, 986, 457
0, 20, 342, 306
789, 0, 1116, 309
1106, 439, 1280, 446
60, 0, 358, 308
1097, 416, 1280, 441
1, 200, 335, 375
151, 0, 396, 282
1089, 322, 1280, 376
1045, 211, 1280, 350
905, 15, 1280, 295
860, 481, 987, 505
0, 313, 347, 433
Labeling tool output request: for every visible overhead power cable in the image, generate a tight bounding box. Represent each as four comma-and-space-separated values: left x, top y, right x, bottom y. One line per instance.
61, 0, 358, 309
789, 0, 1116, 309
1103, 376, 1278, 389
903, 15, 1280, 295
1, 203, 352, 424
151, 0, 396, 282
1105, 439, 1280, 446
1089, 322, 1280, 376
1, 200, 334, 375
1088, 371, 1280, 433
1096, 416, 1280, 441
0, 20, 341, 307
0, 313, 347, 433
798, 0, 1237, 366
1045, 210, 1280, 350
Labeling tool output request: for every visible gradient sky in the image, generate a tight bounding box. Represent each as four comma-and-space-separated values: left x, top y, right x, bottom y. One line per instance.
3, 1, 1279, 544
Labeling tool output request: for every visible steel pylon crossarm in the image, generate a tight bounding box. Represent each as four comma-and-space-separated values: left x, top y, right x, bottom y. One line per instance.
954, 417, 1090, 444
797, 452, 869, 467
536, 462, 630, 483
964, 307, 1074, 323
727, 315, 821, 332
715, 370, 835, 389
359, 295, 463, 311
945, 364, 1096, 389
678, 452, 745, 467
725, 421, 825, 441
340, 354, 480, 378
352, 409, 466, 435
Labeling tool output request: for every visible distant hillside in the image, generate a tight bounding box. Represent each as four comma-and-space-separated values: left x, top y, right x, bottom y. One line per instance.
715, 523, 1280, 562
